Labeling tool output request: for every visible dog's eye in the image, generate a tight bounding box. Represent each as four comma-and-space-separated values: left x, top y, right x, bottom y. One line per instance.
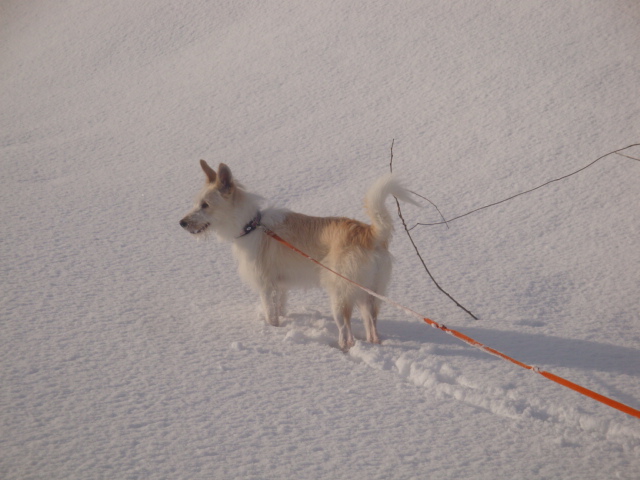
201, 201, 209, 209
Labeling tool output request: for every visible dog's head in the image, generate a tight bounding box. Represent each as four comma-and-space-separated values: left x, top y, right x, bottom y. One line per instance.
179, 160, 241, 239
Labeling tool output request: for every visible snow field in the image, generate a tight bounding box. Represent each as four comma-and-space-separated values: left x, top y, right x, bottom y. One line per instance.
2, 1, 640, 479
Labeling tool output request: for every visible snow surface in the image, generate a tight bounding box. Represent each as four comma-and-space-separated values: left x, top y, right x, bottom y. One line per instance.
2, 1, 639, 479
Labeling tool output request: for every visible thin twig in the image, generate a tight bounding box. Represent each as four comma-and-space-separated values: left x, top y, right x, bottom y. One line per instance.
389, 140, 478, 320
616, 152, 640, 162
388, 141, 449, 228
408, 190, 449, 229
414, 143, 640, 228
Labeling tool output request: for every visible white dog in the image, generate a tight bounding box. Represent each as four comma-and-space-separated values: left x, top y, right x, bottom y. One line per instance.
180, 161, 415, 350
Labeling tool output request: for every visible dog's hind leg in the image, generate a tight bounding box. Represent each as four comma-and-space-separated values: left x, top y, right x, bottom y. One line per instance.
358, 295, 381, 344
330, 297, 355, 351
359, 253, 390, 344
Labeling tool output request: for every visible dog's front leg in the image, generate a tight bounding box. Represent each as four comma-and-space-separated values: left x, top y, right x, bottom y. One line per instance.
277, 289, 287, 318
259, 287, 281, 327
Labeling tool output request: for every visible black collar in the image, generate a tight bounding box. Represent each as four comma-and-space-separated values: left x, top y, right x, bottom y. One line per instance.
237, 211, 262, 238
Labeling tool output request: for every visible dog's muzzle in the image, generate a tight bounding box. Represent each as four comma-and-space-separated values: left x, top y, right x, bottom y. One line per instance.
179, 219, 210, 234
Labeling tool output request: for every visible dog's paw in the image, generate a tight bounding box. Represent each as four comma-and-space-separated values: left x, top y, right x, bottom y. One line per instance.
255, 305, 280, 326
339, 338, 356, 352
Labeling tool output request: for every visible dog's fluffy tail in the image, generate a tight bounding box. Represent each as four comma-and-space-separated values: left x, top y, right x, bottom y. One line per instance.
365, 174, 418, 244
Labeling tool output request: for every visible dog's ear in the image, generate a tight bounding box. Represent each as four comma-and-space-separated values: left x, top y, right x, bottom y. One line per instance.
200, 160, 217, 184
217, 163, 234, 193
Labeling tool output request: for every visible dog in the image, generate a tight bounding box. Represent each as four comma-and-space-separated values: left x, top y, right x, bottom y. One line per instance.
179, 161, 416, 350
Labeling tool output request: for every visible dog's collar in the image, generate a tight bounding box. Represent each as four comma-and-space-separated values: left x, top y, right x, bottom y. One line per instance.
237, 211, 262, 238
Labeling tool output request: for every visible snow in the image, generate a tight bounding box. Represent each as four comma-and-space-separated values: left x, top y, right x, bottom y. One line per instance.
1, 0, 639, 478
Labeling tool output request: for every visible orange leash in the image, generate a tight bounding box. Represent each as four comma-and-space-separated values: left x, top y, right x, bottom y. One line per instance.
262, 227, 640, 419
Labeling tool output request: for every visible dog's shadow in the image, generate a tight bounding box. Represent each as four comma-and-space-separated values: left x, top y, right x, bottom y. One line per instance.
282, 309, 640, 380
390, 320, 640, 377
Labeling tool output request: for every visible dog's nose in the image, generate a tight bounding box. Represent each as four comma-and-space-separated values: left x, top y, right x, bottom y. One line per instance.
179, 219, 188, 228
